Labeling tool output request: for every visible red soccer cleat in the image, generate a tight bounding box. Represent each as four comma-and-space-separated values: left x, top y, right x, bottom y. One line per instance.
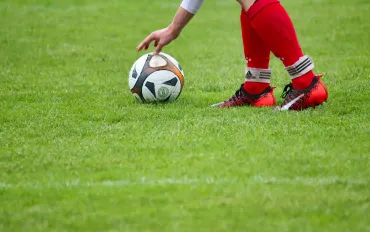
211, 85, 276, 108
274, 75, 328, 111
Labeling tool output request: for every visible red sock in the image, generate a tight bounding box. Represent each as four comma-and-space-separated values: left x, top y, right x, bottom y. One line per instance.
240, 9, 271, 95
247, 0, 315, 90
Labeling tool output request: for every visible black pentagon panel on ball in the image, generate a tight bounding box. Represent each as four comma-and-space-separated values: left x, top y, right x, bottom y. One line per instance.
132, 66, 138, 78
163, 77, 178, 87
178, 63, 183, 71
145, 81, 156, 97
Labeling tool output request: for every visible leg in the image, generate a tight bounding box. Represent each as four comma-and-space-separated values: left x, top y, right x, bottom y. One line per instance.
210, 10, 276, 108
210, 4, 279, 108
240, 8, 272, 95
245, 0, 328, 110
247, 0, 316, 90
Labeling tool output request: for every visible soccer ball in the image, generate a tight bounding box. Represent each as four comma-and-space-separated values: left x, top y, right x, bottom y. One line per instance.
128, 53, 184, 103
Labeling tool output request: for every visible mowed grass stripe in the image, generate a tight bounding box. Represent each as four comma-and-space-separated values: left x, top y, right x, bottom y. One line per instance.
1, 176, 369, 189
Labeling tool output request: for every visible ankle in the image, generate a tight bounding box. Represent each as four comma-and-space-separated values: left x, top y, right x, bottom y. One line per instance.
292, 71, 315, 90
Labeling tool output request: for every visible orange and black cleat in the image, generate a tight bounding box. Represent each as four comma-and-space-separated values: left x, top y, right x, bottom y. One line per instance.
211, 85, 276, 108
274, 75, 328, 111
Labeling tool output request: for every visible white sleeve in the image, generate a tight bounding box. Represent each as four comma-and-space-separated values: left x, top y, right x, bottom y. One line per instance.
180, 0, 205, 14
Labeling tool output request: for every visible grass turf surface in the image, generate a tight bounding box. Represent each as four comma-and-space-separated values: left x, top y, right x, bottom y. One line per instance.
1, 0, 370, 231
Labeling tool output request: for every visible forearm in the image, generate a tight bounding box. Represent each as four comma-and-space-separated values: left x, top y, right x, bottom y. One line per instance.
137, 0, 204, 53
169, 0, 205, 35
168, 6, 195, 36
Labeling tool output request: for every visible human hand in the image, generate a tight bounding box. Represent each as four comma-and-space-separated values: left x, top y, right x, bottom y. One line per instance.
136, 27, 179, 55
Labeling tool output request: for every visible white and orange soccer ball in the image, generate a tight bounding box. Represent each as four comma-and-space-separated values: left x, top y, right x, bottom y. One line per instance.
128, 53, 184, 103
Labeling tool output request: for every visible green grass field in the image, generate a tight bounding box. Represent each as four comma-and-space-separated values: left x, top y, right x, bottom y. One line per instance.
1, 0, 370, 231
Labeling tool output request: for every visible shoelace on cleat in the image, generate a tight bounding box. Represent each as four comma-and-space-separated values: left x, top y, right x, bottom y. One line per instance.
281, 83, 293, 99
281, 76, 320, 101
226, 85, 245, 103
280, 83, 303, 106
